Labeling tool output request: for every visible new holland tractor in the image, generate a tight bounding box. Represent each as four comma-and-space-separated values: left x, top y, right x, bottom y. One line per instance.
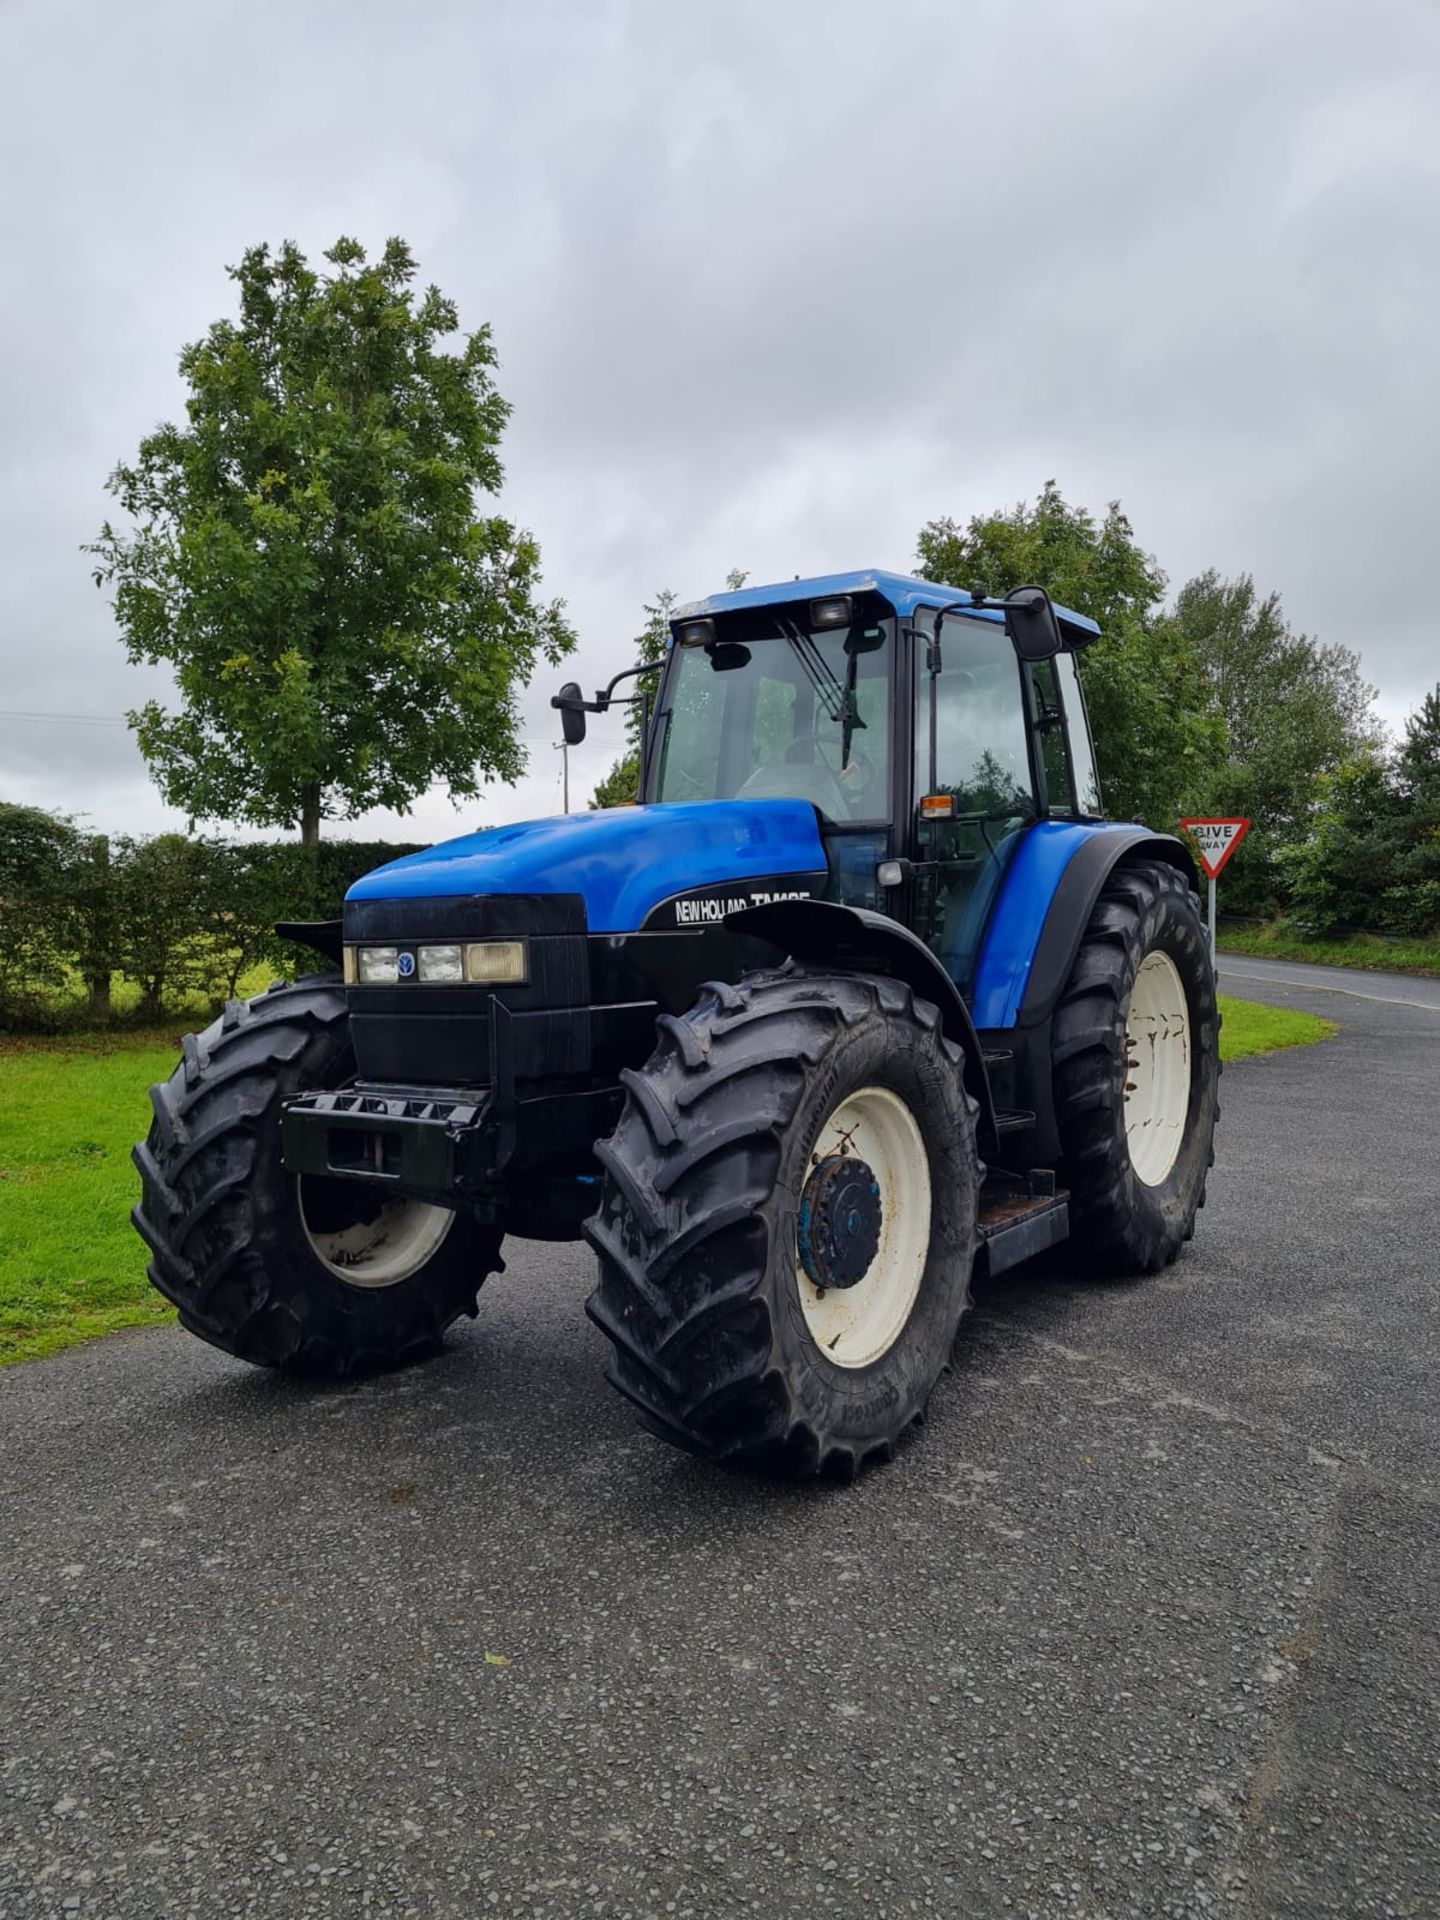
134, 571, 1219, 1477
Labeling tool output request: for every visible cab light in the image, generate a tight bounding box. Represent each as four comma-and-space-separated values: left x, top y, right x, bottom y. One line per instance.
418, 944, 464, 984
809, 595, 853, 629
464, 940, 528, 984
357, 946, 399, 984
920, 793, 955, 820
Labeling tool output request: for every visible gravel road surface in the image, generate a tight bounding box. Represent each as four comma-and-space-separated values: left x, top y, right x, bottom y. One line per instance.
2, 959, 1437, 1918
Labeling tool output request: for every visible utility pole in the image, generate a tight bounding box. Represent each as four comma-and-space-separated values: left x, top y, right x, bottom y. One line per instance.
553, 740, 570, 812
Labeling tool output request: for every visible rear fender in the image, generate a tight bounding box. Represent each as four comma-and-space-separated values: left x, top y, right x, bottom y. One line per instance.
727, 898, 998, 1154
1017, 829, 1198, 1026
967, 827, 1197, 1169
971, 824, 1197, 1030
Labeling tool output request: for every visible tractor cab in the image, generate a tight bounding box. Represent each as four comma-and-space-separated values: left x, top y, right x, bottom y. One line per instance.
565, 569, 1104, 999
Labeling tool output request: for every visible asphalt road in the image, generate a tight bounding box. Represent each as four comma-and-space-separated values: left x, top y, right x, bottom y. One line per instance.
3, 957, 1438, 1919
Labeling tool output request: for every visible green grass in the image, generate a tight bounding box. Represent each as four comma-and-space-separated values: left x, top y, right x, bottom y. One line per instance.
1216, 993, 1336, 1062
0, 1029, 181, 1364
1218, 924, 1440, 979
0, 992, 1336, 1369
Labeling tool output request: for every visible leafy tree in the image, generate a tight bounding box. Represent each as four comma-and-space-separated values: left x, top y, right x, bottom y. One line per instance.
1275, 753, 1395, 935
1381, 686, 1440, 934
90, 236, 572, 864
111, 834, 227, 1019
917, 485, 1224, 827
66, 832, 119, 1021
0, 804, 78, 1025
1169, 571, 1379, 912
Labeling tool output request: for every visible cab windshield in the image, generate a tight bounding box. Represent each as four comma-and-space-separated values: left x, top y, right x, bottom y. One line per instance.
651, 615, 893, 821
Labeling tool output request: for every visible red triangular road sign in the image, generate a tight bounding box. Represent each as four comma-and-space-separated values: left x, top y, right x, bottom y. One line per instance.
1179, 817, 1252, 880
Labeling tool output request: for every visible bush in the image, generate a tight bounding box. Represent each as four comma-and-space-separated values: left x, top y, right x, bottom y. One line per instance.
0, 804, 81, 1025
0, 809, 429, 1032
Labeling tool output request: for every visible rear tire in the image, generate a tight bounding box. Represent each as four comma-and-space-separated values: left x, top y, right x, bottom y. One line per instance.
133, 977, 503, 1375
1052, 860, 1220, 1273
584, 968, 980, 1478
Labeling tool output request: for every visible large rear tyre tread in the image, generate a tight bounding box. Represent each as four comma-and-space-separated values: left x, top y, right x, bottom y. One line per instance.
1053, 860, 1220, 1276
584, 968, 980, 1479
132, 976, 503, 1376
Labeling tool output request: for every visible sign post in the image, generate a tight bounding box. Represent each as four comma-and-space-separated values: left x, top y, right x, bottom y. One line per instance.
1178, 817, 1252, 960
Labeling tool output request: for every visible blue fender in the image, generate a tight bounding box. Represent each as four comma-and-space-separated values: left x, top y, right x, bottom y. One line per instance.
972, 823, 1198, 1030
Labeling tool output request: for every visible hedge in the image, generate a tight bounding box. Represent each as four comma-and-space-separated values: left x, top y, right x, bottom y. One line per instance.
0, 802, 428, 1030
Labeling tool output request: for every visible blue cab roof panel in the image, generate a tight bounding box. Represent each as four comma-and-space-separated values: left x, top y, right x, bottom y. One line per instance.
673, 568, 1101, 643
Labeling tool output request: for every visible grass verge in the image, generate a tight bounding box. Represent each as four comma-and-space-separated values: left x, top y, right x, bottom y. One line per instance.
1218, 925, 1440, 979
0, 994, 1336, 1368
1, 1029, 180, 1365
1217, 993, 1336, 1063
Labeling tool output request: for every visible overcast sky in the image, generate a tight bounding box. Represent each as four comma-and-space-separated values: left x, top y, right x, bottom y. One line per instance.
2, 0, 1437, 842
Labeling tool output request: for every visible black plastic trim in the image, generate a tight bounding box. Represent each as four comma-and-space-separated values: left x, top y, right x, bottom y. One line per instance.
344, 893, 587, 941
275, 920, 343, 966
727, 897, 998, 1152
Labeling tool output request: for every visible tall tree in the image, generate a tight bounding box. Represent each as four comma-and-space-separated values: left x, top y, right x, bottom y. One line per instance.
1381, 686, 1440, 933
1168, 571, 1379, 912
90, 237, 572, 857
917, 484, 1224, 827
0, 804, 77, 1025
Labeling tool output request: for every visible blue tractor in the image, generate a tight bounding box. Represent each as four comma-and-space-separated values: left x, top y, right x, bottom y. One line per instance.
135, 571, 1219, 1476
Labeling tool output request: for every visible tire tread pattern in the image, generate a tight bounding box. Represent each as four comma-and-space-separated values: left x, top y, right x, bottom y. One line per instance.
132, 977, 502, 1375
585, 967, 976, 1477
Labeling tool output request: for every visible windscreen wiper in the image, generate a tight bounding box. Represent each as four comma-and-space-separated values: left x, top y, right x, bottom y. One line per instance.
777, 617, 848, 726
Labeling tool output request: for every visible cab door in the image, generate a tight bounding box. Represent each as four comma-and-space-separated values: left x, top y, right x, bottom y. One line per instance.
908, 612, 1041, 991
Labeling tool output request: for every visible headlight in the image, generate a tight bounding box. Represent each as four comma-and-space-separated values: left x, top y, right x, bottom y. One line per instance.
357, 946, 398, 985
464, 940, 527, 984
417, 943, 463, 984
349, 940, 527, 985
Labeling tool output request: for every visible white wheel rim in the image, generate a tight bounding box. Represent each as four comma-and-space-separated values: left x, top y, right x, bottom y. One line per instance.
298, 1181, 456, 1289
795, 1085, 932, 1370
1124, 949, 1192, 1188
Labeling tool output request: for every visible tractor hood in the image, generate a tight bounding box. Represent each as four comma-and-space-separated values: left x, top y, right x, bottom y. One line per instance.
345, 799, 828, 935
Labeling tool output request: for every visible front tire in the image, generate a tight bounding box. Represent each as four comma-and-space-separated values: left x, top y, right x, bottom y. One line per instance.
1053, 860, 1220, 1273
133, 977, 504, 1375
584, 969, 980, 1478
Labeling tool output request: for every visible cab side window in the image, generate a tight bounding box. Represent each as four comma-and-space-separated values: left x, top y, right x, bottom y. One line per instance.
1028, 659, 1074, 816
1055, 651, 1102, 815
914, 616, 1036, 990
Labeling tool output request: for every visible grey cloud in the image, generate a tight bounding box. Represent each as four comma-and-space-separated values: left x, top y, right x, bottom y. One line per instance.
2, 0, 1437, 837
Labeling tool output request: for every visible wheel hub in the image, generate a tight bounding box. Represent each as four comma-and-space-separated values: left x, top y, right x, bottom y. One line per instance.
798, 1153, 883, 1292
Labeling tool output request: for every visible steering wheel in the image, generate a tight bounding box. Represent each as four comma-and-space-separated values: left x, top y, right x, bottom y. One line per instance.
737, 733, 850, 818
792, 729, 878, 811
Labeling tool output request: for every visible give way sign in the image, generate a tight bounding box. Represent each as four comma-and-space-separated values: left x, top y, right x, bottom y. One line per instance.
1179, 817, 1252, 880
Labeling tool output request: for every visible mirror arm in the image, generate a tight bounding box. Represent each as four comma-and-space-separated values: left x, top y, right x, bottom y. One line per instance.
598, 659, 665, 709
637, 686, 653, 796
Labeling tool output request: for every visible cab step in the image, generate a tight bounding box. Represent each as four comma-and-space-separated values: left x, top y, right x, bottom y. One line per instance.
977, 1170, 1069, 1278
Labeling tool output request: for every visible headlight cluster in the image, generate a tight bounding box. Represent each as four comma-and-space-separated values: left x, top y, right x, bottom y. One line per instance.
344, 941, 527, 986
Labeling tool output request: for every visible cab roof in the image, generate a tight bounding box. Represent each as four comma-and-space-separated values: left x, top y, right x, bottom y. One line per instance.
674, 568, 1102, 647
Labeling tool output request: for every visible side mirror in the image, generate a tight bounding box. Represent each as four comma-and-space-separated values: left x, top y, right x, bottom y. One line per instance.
552, 681, 588, 747
1003, 586, 1063, 662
